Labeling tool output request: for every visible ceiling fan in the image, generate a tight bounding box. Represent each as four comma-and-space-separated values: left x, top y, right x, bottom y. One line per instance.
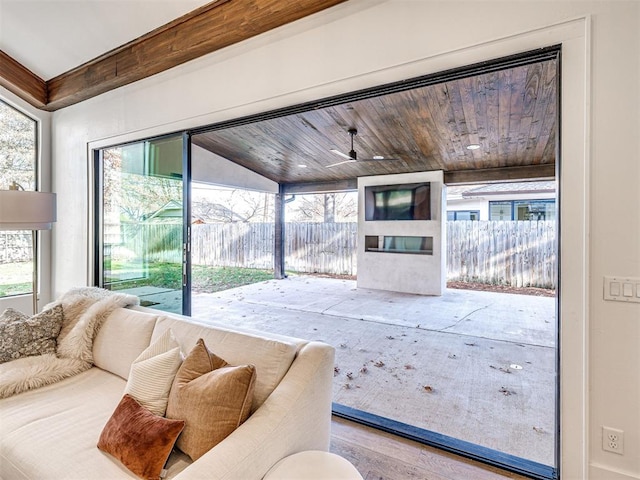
327, 128, 397, 168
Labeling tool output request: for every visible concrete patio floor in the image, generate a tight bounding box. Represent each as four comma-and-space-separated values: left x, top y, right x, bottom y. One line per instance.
128, 277, 556, 465
185, 275, 557, 467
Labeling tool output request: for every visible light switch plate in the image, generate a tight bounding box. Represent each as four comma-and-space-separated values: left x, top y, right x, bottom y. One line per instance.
604, 277, 640, 303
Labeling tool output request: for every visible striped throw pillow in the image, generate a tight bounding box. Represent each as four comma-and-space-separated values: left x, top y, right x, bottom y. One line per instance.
124, 329, 182, 416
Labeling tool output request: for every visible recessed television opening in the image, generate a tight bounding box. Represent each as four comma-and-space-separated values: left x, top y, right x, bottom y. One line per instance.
365, 182, 431, 221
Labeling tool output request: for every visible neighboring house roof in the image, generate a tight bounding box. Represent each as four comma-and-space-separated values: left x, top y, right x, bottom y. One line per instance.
142, 200, 183, 222
192, 201, 247, 223
461, 181, 556, 197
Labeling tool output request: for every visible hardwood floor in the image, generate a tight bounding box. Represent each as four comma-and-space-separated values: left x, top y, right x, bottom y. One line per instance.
330, 417, 529, 480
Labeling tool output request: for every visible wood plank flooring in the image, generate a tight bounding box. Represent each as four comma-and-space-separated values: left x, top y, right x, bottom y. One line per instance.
330, 417, 529, 480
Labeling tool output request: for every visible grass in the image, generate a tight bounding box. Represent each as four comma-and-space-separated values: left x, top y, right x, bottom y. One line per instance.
106, 262, 273, 293
0, 262, 32, 296
193, 265, 274, 293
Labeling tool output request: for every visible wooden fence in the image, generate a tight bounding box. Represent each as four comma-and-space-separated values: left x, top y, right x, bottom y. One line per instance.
447, 221, 556, 288
2, 221, 556, 288
0, 232, 31, 263
193, 222, 358, 276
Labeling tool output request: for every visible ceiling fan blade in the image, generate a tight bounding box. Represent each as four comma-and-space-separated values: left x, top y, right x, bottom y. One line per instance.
329, 149, 353, 160
326, 159, 357, 168
357, 158, 401, 162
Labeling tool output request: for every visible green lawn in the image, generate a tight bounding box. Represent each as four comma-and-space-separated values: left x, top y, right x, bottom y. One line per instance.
0, 262, 32, 297
106, 262, 273, 293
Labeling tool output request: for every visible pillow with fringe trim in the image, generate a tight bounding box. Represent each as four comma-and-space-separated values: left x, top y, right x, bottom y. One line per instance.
0, 306, 63, 363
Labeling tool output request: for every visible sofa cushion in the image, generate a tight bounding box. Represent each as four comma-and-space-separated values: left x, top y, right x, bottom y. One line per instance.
152, 316, 299, 411
166, 339, 256, 460
0, 367, 191, 480
124, 329, 182, 416
0, 306, 63, 363
93, 308, 159, 379
98, 394, 185, 480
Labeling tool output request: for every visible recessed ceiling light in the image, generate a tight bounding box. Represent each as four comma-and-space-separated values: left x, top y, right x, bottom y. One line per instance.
298, 164, 307, 168
466, 144, 480, 150
373, 155, 385, 160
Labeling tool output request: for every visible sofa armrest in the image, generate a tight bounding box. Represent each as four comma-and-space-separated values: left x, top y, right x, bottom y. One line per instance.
173, 341, 335, 480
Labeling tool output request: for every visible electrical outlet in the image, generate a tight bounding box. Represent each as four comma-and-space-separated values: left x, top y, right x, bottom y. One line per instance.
602, 427, 624, 454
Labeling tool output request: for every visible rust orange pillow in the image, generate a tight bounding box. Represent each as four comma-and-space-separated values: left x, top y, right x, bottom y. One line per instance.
166, 338, 256, 460
98, 394, 185, 480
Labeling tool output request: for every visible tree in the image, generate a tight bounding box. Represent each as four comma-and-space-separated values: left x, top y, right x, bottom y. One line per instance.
0, 101, 36, 190
103, 147, 183, 222
287, 192, 357, 223
192, 187, 275, 223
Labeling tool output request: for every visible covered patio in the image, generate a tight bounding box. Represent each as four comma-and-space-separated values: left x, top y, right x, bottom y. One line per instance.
186, 275, 556, 466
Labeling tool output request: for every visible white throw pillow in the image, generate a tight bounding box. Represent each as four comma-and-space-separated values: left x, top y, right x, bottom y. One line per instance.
124, 329, 182, 416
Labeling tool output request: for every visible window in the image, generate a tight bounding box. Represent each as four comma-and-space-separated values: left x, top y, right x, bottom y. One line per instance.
447, 210, 480, 221
489, 200, 555, 220
0, 100, 37, 298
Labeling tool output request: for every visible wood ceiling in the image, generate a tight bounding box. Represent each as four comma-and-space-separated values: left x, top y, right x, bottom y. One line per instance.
192, 56, 558, 187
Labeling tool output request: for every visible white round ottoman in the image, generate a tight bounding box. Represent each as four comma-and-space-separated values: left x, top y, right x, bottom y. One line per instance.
263, 451, 363, 480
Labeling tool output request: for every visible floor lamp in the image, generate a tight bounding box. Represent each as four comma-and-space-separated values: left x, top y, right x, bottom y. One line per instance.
0, 182, 57, 314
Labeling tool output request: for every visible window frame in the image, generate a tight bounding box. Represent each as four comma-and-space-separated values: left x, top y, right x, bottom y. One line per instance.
0, 99, 39, 300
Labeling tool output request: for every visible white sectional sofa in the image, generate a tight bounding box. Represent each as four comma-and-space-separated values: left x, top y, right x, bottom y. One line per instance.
0, 304, 335, 480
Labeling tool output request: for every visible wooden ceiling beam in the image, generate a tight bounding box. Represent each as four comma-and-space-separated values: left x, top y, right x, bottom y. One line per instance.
282, 179, 358, 194
0, 51, 47, 108
444, 164, 556, 185
42, 0, 347, 111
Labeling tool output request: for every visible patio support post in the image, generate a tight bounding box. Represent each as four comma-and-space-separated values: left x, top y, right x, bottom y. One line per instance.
274, 183, 286, 279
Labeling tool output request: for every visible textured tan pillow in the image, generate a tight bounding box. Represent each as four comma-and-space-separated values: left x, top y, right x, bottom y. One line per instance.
124, 329, 182, 416
0, 306, 63, 363
166, 338, 256, 460
98, 394, 184, 480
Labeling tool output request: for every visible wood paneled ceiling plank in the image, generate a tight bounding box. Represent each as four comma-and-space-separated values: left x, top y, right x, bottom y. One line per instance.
42, 0, 347, 111
0, 51, 47, 108
406, 88, 447, 172
507, 65, 528, 164
445, 80, 472, 164
444, 164, 556, 185
457, 76, 481, 164
424, 84, 458, 167
529, 61, 557, 164
496, 68, 513, 165
483, 71, 500, 166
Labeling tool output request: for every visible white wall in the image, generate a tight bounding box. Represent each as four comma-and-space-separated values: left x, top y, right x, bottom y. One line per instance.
45, 1, 639, 479
192, 144, 278, 193
357, 171, 445, 295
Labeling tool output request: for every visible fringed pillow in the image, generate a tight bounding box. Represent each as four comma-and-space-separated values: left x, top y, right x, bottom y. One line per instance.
0, 305, 64, 363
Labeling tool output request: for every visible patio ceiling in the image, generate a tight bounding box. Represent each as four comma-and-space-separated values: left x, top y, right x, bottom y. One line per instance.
192, 56, 558, 187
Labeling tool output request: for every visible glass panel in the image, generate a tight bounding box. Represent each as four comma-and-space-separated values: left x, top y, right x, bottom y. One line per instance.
489, 201, 512, 220
514, 200, 556, 221
101, 135, 184, 313
0, 100, 37, 298
453, 210, 480, 221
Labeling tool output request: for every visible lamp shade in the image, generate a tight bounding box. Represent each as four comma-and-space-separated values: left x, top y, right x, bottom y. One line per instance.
0, 190, 57, 230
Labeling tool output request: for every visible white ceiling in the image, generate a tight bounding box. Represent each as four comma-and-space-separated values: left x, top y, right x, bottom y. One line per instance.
0, 0, 212, 80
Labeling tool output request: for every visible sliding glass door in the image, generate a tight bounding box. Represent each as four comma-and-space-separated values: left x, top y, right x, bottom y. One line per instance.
96, 133, 190, 314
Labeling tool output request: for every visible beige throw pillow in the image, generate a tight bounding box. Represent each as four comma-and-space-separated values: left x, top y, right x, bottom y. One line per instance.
124, 329, 182, 416
166, 338, 256, 460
